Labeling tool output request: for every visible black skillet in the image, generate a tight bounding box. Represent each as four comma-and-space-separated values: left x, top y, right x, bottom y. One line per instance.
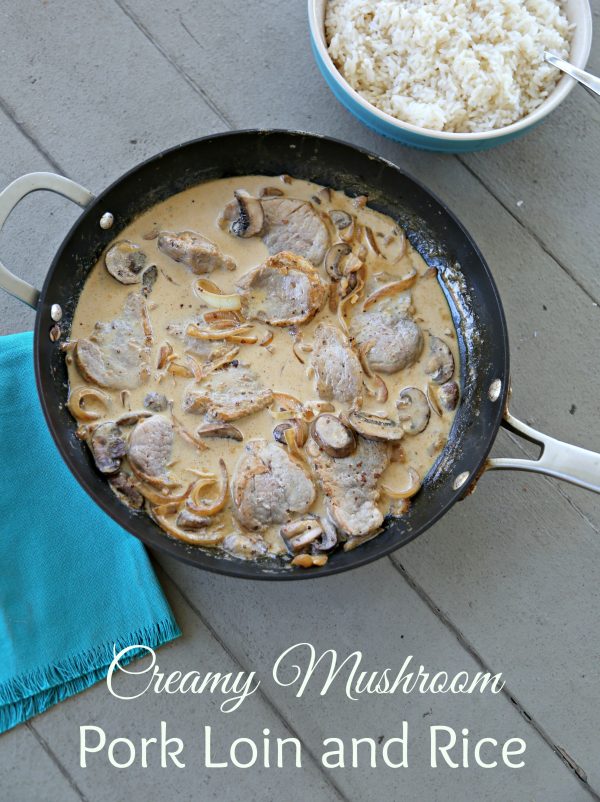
1, 131, 598, 580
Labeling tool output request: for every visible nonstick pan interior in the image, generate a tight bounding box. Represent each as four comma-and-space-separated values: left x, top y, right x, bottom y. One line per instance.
34, 131, 510, 579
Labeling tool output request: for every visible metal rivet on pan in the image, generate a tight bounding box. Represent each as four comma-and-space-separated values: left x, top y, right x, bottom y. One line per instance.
453, 471, 469, 491
50, 303, 62, 322
99, 212, 114, 229
488, 378, 502, 402
49, 324, 61, 342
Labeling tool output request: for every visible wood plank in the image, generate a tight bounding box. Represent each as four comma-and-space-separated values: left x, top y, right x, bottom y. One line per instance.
29, 573, 343, 802
156, 552, 592, 801
0, 725, 84, 802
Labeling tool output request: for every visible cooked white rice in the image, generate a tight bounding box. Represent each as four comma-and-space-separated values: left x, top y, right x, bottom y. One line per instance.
325, 0, 572, 133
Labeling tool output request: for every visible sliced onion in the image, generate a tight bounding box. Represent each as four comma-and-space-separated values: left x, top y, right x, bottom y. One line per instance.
203, 310, 242, 324
186, 459, 228, 516
157, 342, 173, 369
337, 275, 365, 336
426, 382, 443, 417
203, 346, 240, 374
291, 553, 328, 568
68, 386, 111, 422
196, 280, 242, 310
167, 361, 194, 378
185, 354, 204, 382
363, 269, 417, 310
153, 511, 225, 546
172, 413, 209, 450
186, 323, 253, 341
381, 467, 421, 499
259, 330, 274, 347
270, 392, 304, 419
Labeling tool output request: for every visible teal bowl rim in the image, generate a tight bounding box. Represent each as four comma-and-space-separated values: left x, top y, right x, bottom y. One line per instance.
308, 0, 593, 148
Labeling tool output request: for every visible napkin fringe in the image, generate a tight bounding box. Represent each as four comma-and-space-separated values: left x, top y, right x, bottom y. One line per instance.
0, 615, 180, 733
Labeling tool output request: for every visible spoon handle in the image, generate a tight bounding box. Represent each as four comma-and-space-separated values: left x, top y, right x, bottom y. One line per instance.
545, 52, 600, 100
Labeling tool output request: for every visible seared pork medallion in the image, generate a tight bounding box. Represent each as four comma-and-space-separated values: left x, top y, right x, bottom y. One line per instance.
64, 175, 460, 567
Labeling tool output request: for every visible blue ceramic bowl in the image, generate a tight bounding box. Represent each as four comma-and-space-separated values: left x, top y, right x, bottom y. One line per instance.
308, 0, 592, 153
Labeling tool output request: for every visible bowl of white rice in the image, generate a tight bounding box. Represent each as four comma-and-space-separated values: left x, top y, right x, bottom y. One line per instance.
308, 0, 592, 151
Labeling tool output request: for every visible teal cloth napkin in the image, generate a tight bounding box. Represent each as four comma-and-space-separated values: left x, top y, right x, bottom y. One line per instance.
0, 332, 180, 733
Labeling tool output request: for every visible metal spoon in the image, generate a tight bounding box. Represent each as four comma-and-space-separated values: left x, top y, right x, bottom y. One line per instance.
545, 52, 600, 99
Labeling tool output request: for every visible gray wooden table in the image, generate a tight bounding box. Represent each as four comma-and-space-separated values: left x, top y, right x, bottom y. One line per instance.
1, 2, 599, 800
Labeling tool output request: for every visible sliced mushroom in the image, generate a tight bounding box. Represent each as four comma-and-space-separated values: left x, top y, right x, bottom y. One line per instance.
108, 472, 144, 510
273, 418, 309, 448
230, 191, 264, 238
197, 422, 244, 441
89, 421, 127, 474
105, 240, 147, 284
141, 264, 158, 296
347, 410, 404, 442
438, 381, 459, 412
144, 392, 168, 412
425, 336, 454, 384
329, 209, 352, 230
222, 531, 269, 560
280, 515, 338, 555
397, 387, 430, 435
280, 518, 324, 554
325, 242, 351, 280
116, 410, 152, 426
175, 509, 213, 531
311, 414, 356, 458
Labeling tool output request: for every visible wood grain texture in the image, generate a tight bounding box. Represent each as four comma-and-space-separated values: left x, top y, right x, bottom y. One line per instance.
0, 0, 599, 799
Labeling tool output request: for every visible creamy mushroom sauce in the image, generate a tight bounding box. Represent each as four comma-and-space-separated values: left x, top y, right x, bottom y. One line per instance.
66, 175, 459, 566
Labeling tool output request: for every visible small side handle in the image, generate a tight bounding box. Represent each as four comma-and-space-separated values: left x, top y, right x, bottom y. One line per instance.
487, 409, 600, 494
0, 172, 95, 309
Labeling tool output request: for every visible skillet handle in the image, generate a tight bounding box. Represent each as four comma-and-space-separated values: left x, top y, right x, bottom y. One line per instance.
0, 172, 95, 309
487, 409, 600, 493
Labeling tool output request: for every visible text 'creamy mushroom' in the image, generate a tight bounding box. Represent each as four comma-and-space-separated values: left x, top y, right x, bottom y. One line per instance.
105, 240, 147, 284
237, 251, 327, 327
158, 230, 236, 273
231, 440, 316, 531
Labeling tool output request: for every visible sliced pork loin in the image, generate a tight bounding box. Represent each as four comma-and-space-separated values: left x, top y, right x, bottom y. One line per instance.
74, 293, 151, 390
261, 197, 329, 267
350, 291, 423, 374
182, 365, 273, 421
128, 415, 174, 481
231, 440, 316, 531
310, 323, 363, 405
157, 230, 236, 273
306, 435, 390, 539
236, 251, 327, 327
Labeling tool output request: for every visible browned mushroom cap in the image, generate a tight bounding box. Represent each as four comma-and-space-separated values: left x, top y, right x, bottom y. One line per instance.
176, 509, 213, 531
222, 531, 269, 560
273, 419, 309, 448
438, 381, 459, 412
144, 392, 168, 412
425, 336, 454, 384
347, 410, 404, 442
141, 264, 158, 296
281, 517, 324, 554
89, 421, 127, 474
329, 209, 353, 231
311, 414, 357, 458
397, 387, 430, 435
197, 422, 244, 441
108, 472, 144, 509
230, 191, 264, 238
105, 241, 147, 284
325, 242, 352, 280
